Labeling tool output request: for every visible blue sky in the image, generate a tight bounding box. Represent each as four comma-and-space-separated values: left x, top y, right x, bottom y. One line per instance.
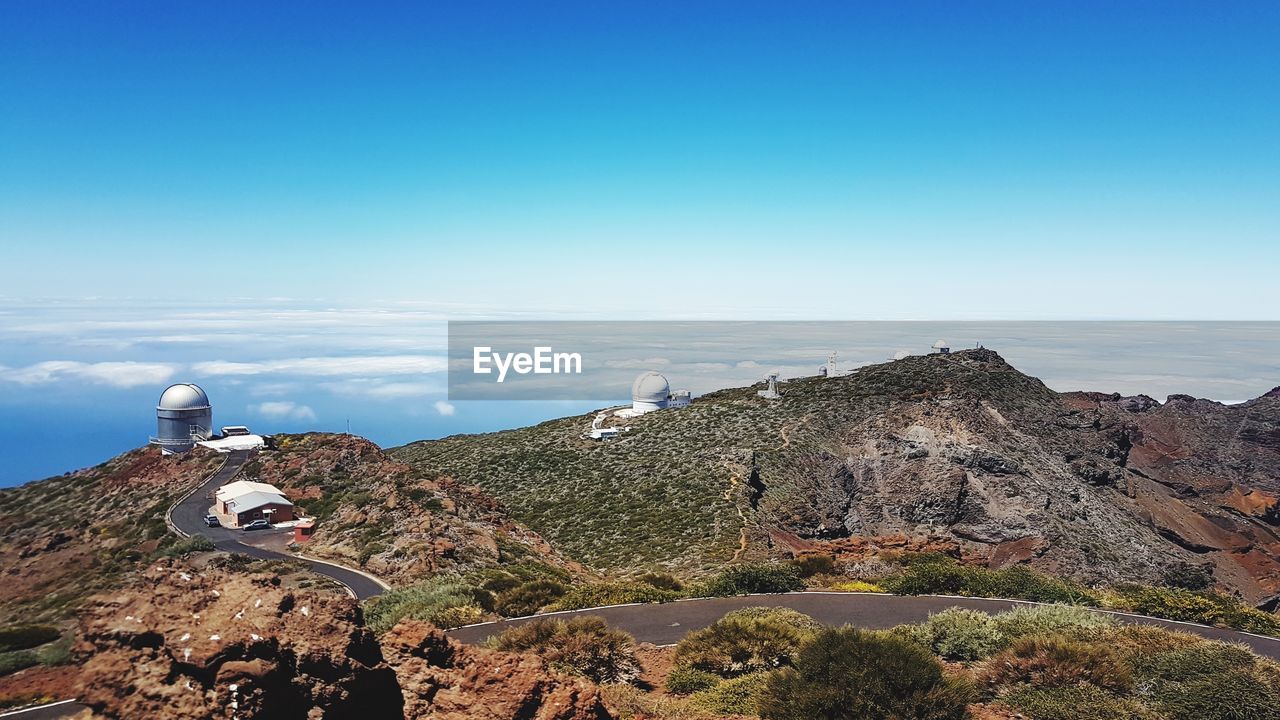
1, 3, 1279, 484
1, 1, 1277, 317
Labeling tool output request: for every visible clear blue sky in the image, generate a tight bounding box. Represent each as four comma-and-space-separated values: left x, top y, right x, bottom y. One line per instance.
1, 1, 1278, 318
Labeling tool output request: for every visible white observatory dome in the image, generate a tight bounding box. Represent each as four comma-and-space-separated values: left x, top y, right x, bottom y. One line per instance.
153, 383, 213, 454
158, 383, 211, 410
631, 371, 671, 413
932, 339, 949, 350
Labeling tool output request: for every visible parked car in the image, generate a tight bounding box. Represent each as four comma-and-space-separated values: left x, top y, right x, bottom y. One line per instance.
242, 519, 271, 531
203, 514, 220, 527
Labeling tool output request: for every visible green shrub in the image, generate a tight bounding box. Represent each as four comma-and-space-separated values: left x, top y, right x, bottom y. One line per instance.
687, 671, 769, 715
666, 665, 722, 694
790, 554, 835, 578
759, 627, 975, 720
912, 607, 1006, 661
982, 634, 1131, 691
1155, 668, 1280, 720
494, 579, 567, 617
35, 634, 72, 666
637, 572, 683, 591
1132, 641, 1257, 682
0, 624, 61, 653
993, 603, 1117, 640
492, 615, 640, 684
364, 578, 492, 633
550, 581, 681, 611
157, 534, 216, 557
1001, 684, 1160, 720
673, 607, 821, 677
0, 650, 38, 677
695, 563, 805, 597
881, 560, 1093, 604
1111, 585, 1280, 636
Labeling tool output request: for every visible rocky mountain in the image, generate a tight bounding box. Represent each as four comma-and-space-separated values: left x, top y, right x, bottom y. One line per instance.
393, 349, 1280, 606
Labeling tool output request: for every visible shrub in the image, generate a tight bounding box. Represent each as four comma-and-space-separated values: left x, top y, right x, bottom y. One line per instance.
158, 534, 217, 557
1001, 684, 1160, 720
830, 580, 885, 593
759, 627, 975, 720
550, 581, 681, 611
666, 665, 722, 694
982, 634, 1131, 691
695, 563, 804, 597
0, 625, 60, 653
1132, 640, 1257, 682
673, 607, 821, 677
35, 634, 72, 666
993, 604, 1116, 640
492, 616, 640, 684
881, 560, 1093, 604
912, 607, 1006, 661
494, 579, 567, 617
1155, 668, 1280, 720
1111, 585, 1280, 636
638, 572, 684, 591
1162, 561, 1214, 591
364, 578, 492, 633
791, 554, 835, 578
0, 650, 38, 677
688, 671, 769, 715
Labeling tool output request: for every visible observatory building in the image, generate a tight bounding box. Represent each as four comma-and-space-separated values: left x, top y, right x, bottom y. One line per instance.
151, 383, 213, 454
627, 371, 691, 415
931, 340, 951, 354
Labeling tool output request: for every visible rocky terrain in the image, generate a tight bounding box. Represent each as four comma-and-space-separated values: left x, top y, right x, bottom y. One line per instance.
73, 560, 611, 719
394, 350, 1280, 605
241, 433, 580, 585
0, 447, 224, 625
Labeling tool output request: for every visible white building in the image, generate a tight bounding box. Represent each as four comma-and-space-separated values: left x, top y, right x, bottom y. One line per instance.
626, 371, 691, 415
931, 339, 951, 354
214, 480, 294, 527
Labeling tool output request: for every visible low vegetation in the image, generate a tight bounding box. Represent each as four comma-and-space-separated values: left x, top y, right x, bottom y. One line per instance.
490, 615, 641, 684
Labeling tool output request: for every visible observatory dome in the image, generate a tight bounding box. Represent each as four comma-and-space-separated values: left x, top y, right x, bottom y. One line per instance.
158, 383, 211, 410
931, 339, 949, 350
631, 371, 671, 413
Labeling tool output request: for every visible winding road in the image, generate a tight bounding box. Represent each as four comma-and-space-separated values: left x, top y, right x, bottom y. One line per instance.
448, 591, 1280, 660
167, 449, 388, 600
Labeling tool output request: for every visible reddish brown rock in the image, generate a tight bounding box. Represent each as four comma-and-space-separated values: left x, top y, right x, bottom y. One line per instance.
381, 621, 612, 720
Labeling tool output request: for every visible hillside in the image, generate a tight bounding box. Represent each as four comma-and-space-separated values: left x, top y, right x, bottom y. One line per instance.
393, 349, 1280, 605
241, 433, 580, 584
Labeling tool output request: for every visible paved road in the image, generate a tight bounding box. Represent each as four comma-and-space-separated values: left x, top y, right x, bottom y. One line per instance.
168, 450, 387, 600
448, 591, 1280, 660
0, 700, 87, 719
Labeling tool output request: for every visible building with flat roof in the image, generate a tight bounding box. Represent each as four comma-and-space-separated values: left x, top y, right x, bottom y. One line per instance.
215, 480, 293, 527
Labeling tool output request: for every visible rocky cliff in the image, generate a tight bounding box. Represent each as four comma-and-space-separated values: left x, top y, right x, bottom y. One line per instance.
73, 560, 611, 719
394, 350, 1280, 606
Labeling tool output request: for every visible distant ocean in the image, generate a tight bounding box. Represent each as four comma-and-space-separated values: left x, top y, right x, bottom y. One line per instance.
1, 301, 1276, 487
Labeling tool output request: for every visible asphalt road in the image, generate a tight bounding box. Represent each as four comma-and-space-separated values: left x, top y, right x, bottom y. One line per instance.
447, 591, 1280, 660
0, 701, 87, 720
168, 450, 387, 600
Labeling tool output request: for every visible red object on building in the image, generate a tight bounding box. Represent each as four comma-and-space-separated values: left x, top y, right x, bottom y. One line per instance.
294, 521, 316, 543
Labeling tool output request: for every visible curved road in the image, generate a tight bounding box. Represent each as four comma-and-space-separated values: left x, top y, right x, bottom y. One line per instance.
168, 450, 387, 600
448, 591, 1280, 660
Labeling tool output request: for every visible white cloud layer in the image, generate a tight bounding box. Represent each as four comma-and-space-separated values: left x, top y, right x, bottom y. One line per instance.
249, 401, 317, 422
192, 355, 445, 377
0, 360, 176, 388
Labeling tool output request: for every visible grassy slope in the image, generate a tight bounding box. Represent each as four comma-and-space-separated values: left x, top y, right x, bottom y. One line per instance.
391, 350, 1068, 573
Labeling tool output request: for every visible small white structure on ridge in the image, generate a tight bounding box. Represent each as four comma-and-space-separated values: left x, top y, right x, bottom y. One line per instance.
931, 340, 951, 354
757, 371, 782, 400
